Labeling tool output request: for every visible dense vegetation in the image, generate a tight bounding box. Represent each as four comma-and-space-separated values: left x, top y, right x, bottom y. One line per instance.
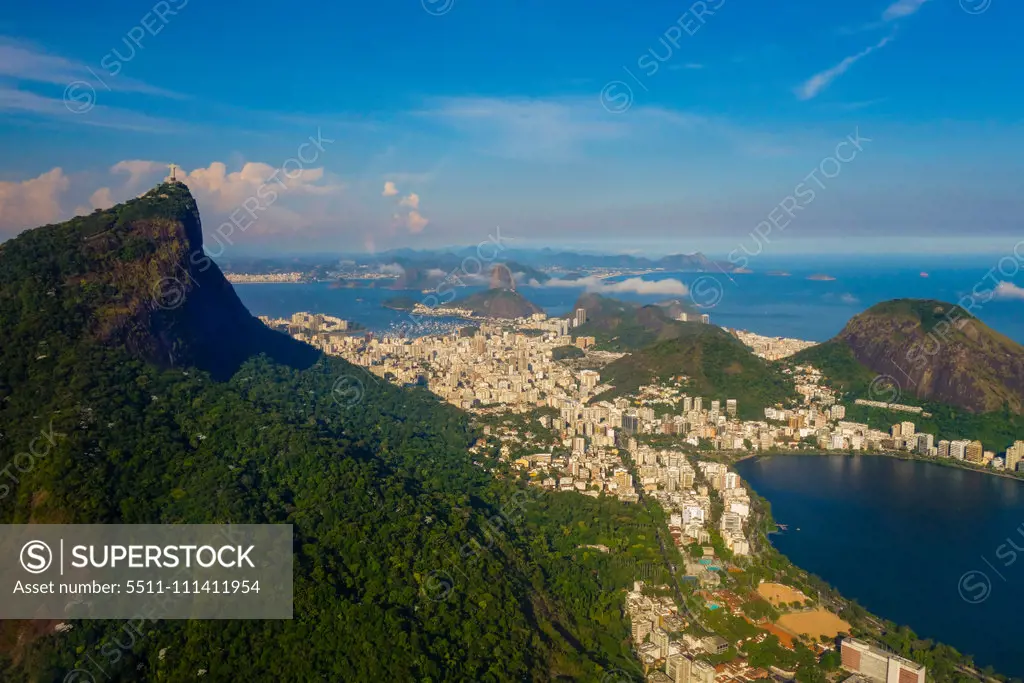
551, 345, 586, 361
572, 294, 687, 351
597, 327, 796, 420
0, 184, 658, 682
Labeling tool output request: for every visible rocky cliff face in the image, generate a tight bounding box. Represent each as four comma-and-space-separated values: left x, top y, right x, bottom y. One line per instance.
0, 182, 317, 381
830, 300, 1024, 414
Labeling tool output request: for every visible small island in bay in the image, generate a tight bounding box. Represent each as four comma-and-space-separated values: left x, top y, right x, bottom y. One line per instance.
381, 295, 419, 311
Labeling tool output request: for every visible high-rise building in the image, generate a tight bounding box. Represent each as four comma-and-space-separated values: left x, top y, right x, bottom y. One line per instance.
621, 414, 639, 435
573, 308, 587, 327
891, 423, 902, 438
652, 627, 670, 658
965, 440, 984, 463
1004, 441, 1024, 472
949, 440, 969, 460
682, 396, 693, 413
681, 466, 696, 489
726, 399, 737, 418
665, 654, 691, 683
937, 440, 950, 458
840, 638, 926, 683
900, 421, 916, 438
693, 397, 703, 413
690, 659, 716, 683
915, 433, 933, 455
579, 370, 600, 391
614, 469, 633, 491
631, 618, 652, 643
720, 511, 742, 534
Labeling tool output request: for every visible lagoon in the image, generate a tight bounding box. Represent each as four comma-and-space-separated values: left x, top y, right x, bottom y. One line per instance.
735, 454, 1024, 677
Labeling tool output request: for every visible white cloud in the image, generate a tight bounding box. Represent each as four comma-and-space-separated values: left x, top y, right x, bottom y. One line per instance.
0, 167, 69, 234
993, 281, 1024, 300
796, 34, 894, 100
882, 0, 931, 21
399, 193, 420, 209
90, 187, 114, 210
542, 275, 689, 296
73, 186, 116, 216
380, 263, 405, 275
178, 161, 340, 213
406, 210, 428, 233
112, 160, 167, 189
382, 181, 398, 196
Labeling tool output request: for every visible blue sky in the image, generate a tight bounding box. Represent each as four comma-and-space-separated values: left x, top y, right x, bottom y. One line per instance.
0, 0, 1021, 256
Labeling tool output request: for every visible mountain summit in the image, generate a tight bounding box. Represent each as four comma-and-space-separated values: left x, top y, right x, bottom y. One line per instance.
794, 299, 1024, 414
0, 182, 316, 381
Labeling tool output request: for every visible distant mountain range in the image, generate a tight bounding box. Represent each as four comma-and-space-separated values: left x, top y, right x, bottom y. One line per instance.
216, 248, 741, 280
374, 247, 739, 273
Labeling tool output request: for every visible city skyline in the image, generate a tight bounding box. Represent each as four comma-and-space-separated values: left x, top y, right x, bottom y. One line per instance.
1, 0, 1022, 254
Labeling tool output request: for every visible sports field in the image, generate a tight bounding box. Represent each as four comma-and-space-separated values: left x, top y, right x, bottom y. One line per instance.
756, 582, 810, 606
777, 609, 851, 639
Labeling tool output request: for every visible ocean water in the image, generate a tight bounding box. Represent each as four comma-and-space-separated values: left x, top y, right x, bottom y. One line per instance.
233, 256, 1024, 344
736, 455, 1024, 677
